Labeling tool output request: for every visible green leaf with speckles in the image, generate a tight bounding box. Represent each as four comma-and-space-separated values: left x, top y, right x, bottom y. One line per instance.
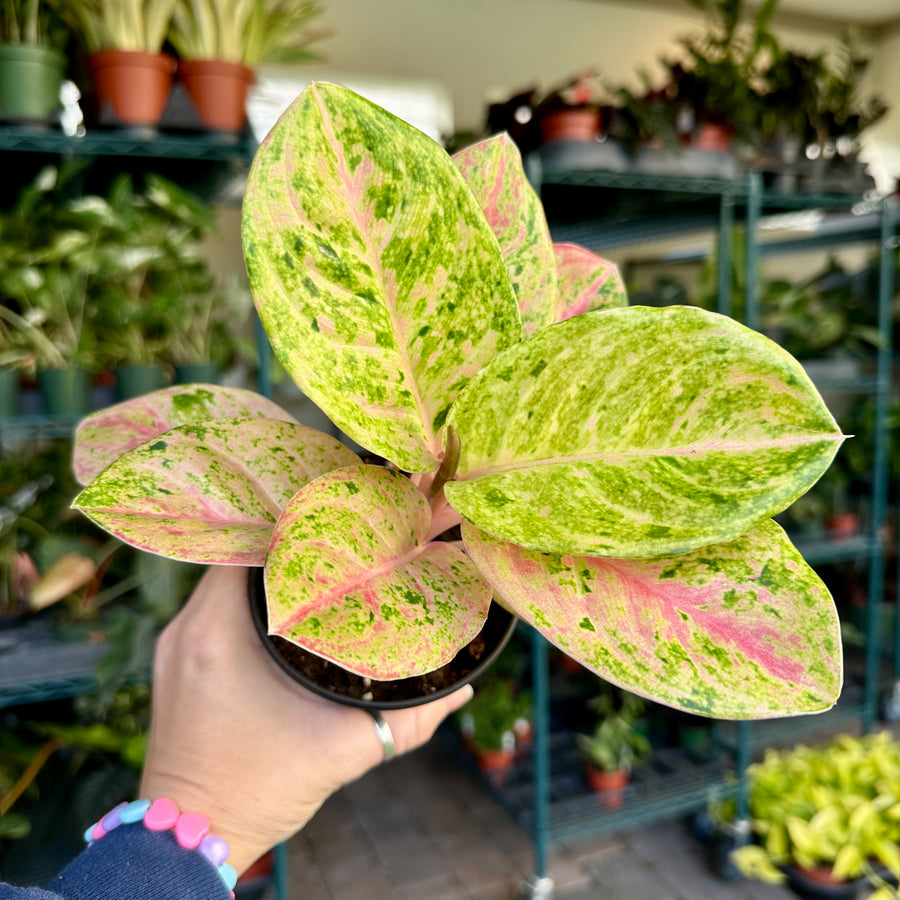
74, 384, 298, 486
242, 83, 522, 473
463, 518, 841, 719
553, 242, 628, 320
73, 418, 360, 565
453, 135, 557, 335
446, 305, 844, 557
265, 464, 492, 679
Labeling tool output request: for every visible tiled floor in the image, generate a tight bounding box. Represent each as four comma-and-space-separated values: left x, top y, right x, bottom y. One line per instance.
285, 737, 798, 900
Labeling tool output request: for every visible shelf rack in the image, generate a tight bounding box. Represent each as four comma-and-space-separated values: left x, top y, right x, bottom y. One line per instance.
521, 161, 896, 897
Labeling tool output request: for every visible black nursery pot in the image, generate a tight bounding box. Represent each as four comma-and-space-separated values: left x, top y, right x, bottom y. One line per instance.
248, 568, 516, 711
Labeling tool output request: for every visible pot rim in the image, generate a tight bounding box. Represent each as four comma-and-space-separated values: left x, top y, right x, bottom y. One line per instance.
248, 566, 516, 710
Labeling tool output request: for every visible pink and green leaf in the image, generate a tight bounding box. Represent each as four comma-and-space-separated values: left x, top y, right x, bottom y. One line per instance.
265, 464, 491, 679
462, 518, 842, 719
446, 305, 844, 558
243, 83, 522, 473
73, 384, 298, 485
553, 242, 628, 320
453, 135, 557, 335
73, 418, 360, 565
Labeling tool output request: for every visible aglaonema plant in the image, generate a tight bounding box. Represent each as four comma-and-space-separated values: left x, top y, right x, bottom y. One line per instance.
72, 83, 845, 719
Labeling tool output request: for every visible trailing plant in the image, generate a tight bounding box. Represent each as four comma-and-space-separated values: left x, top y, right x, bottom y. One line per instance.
168, 0, 328, 66
58, 0, 176, 53
71, 84, 845, 719
733, 732, 900, 897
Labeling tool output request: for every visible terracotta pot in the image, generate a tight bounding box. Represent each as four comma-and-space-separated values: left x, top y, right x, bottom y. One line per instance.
691, 123, 734, 153
585, 765, 628, 808
89, 50, 175, 127
826, 513, 859, 540
539, 108, 600, 144
477, 747, 516, 785
178, 59, 255, 132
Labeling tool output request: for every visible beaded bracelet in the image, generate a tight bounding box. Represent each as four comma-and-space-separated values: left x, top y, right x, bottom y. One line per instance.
84, 797, 237, 898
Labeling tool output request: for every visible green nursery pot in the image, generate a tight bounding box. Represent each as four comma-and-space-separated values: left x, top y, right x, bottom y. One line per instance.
0, 44, 65, 121
38, 366, 89, 415
0, 367, 19, 417
174, 362, 220, 384
114, 363, 167, 401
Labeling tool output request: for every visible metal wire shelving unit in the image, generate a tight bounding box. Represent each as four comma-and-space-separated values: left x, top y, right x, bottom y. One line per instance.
511, 163, 897, 898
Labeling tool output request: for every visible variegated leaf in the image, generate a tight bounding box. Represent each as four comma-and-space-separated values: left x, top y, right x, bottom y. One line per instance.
265, 464, 491, 679
73, 418, 360, 565
553, 242, 628, 320
74, 384, 298, 485
446, 305, 843, 557
243, 83, 522, 473
453, 135, 557, 335
463, 518, 842, 718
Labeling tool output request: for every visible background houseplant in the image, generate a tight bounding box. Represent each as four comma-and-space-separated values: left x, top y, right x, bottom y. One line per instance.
71, 84, 844, 719
577, 688, 650, 806
168, 0, 328, 132
0, 0, 66, 122
733, 732, 900, 899
59, 0, 177, 128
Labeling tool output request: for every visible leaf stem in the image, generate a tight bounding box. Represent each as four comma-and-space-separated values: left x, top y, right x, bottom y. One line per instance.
430, 426, 460, 499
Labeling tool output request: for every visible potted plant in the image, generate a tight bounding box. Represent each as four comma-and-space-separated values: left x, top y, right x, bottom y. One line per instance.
734, 733, 900, 899
59, 0, 177, 128
71, 84, 845, 720
533, 69, 605, 144
0, 169, 99, 415
0, 0, 66, 122
460, 680, 529, 784
168, 0, 328, 133
577, 689, 650, 807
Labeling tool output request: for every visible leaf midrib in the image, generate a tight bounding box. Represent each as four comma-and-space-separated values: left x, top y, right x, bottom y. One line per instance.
310, 85, 438, 457
457, 431, 844, 481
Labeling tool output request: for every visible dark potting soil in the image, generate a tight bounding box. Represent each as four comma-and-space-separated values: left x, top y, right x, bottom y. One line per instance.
249, 568, 515, 707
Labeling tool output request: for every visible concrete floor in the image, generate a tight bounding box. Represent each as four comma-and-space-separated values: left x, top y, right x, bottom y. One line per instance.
284, 737, 801, 900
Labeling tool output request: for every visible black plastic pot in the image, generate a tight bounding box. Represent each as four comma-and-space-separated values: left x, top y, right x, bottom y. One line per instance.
248, 567, 516, 710
785, 865, 862, 900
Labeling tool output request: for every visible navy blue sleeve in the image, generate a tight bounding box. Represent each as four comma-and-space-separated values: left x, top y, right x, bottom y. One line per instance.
0, 823, 230, 900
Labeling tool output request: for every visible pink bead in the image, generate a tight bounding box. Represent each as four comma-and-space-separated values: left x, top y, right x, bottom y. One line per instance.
144, 797, 179, 831
175, 812, 210, 849
91, 822, 107, 841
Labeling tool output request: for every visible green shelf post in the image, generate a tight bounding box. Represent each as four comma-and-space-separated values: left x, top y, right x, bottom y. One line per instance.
717, 194, 734, 318
743, 172, 762, 332
529, 628, 552, 897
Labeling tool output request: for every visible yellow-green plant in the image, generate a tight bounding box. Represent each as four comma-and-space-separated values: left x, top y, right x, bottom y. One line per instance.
733, 732, 900, 897
168, 0, 327, 66
59, 0, 176, 53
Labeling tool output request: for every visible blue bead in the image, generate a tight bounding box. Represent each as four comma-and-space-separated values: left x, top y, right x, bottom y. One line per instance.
218, 863, 237, 890
83, 824, 96, 843
119, 798, 152, 824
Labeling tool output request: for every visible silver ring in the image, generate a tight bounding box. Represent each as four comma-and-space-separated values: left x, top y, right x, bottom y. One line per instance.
370, 712, 396, 761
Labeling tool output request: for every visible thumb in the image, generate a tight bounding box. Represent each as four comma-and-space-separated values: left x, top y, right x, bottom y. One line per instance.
385, 684, 474, 756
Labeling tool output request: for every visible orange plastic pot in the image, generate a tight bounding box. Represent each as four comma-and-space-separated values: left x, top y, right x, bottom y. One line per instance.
691, 123, 734, 153
585, 765, 628, 809
178, 59, 255, 132
539, 108, 600, 144
89, 50, 175, 127
477, 747, 515, 785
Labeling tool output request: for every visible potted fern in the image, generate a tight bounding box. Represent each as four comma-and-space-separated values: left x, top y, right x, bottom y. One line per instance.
168, 0, 327, 133
71, 84, 844, 720
59, 0, 177, 128
0, 0, 66, 122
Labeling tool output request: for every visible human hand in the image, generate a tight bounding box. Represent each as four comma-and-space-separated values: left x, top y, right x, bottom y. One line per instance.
140, 565, 474, 873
